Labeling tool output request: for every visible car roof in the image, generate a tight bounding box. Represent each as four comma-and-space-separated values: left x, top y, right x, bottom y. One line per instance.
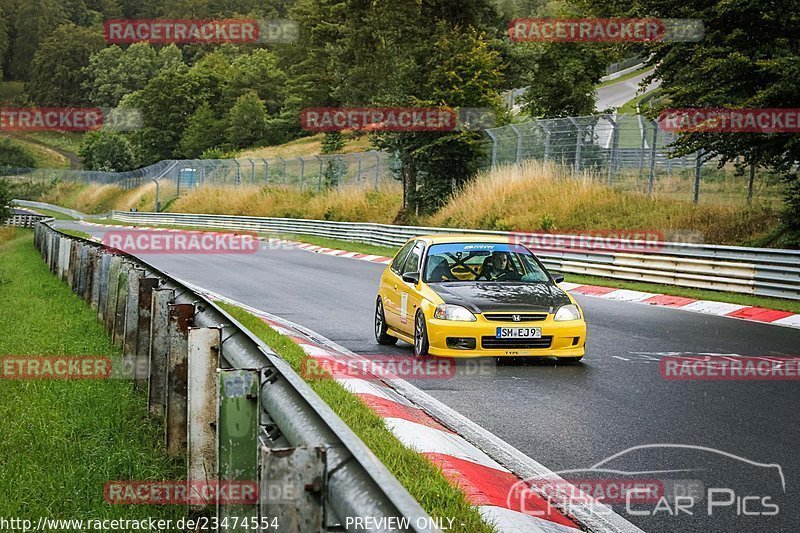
411, 234, 511, 244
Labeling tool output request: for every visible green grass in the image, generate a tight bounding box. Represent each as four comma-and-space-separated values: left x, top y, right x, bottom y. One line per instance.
0, 133, 71, 169
0, 230, 184, 519
23, 131, 84, 156
218, 302, 495, 533
0, 81, 24, 103
597, 66, 651, 89
24, 206, 77, 220
59, 228, 93, 239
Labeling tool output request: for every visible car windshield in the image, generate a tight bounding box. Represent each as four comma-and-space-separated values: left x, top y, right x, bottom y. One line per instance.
423, 242, 551, 283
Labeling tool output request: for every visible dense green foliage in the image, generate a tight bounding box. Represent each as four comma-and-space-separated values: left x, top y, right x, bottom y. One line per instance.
0, 137, 36, 168
3, 0, 797, 224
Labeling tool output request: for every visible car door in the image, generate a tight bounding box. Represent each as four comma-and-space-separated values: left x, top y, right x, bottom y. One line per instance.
382, 240, 415, 329
395, 240, 426, 335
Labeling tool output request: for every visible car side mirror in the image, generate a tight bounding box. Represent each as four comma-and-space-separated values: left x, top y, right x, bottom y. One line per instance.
402, 272, 420, 284
551, 272, 565, 284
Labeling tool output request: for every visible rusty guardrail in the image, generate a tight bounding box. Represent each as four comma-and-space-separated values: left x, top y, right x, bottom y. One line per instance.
33, 219, 436, 533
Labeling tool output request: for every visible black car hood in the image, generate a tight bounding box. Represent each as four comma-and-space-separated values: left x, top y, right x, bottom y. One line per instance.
429, 282, 571, 313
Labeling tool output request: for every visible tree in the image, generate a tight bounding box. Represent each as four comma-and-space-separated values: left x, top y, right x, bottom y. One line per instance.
124, 63, 201, 163
0, 178, 12, 225
226, 90, 269, 149
180, 103, 224, 157
4, 0, 66, 80
27, 23, 105, 105
592, 0, 800, 243
83, 43, 169, 107
79, 130, 136, 171
0, 138, 36, 168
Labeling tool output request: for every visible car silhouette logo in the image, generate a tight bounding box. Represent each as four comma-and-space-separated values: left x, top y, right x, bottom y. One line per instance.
512, 314, 521, 321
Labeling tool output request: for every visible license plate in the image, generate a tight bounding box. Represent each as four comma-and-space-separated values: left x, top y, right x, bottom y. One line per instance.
496, 327, 542, 339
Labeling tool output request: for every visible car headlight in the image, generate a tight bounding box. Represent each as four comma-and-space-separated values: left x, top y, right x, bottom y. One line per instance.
554, 304, 581, 322
434, 304, 477, 322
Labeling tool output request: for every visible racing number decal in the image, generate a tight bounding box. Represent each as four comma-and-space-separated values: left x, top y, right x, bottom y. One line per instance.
400, 292, 408, 324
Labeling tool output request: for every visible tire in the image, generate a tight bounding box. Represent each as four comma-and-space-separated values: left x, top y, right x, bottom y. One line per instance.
414, 310, 430, 356
375, 298, 397, 345
558, 356, 583, 364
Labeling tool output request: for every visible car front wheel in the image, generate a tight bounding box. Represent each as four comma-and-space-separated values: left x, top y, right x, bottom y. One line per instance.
375, 298, 397, 345
414, 311, 429, 356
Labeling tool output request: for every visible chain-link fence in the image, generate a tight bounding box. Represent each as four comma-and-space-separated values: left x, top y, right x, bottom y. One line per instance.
481, 113, 786, 206
1, 114, 786, 207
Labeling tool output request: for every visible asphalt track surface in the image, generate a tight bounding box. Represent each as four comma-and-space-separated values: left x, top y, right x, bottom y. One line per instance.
595, 69, 660, 112
62, 221, 799, 532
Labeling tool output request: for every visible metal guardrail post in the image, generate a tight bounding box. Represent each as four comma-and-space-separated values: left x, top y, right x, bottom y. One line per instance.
261, 446, 326, 531
113, 263, 131, 347
97, 254, 111, 322
166, 303, 194, 457
218, 369, 261, 531
149, 288, 174, 416
131, 277, 159, 388
123, 269, 144, 366
104, 256, 122, 334
187, 327, 221, 497
90, 249, 103, 309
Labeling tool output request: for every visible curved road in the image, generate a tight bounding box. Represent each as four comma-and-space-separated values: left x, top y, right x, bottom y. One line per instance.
61, 221, 798, 532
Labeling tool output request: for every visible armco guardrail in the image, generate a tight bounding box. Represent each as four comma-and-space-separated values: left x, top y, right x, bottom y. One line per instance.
33, 219, 436, 533
4, 210, 47, 228
109, 210, 800, 300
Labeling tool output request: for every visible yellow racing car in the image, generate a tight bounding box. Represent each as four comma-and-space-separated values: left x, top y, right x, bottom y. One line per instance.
374, 235, 586, 361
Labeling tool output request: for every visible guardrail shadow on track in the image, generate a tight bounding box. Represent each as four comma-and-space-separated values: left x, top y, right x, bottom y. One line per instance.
33, 219, 436, 533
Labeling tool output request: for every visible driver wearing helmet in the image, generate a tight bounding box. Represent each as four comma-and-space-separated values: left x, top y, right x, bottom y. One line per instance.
479, 251, 515, 280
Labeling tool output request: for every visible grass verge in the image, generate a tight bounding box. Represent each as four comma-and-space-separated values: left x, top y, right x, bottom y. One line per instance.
597, 66, 651, 89
0, 229, 183, 518
217, 302, 495, 533
25, 206, 77, 220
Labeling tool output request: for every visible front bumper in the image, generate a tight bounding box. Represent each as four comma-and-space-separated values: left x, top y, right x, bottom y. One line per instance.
425, 314, 586, 358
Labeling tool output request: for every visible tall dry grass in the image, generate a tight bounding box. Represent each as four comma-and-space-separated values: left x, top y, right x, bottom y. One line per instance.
427, 161, 780, 245
34, 160, 781, 245
171, 182, 403, 223
39, 182, 156, 214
